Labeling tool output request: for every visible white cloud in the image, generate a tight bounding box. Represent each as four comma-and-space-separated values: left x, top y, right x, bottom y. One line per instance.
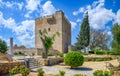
24, 12, 31, 18
88, 8, 115, 29
76, 19, 81, 23
0, 0, 24, 10
15, 20, 34, 35
0, 11, 16, 31
115, 9, 120, 24
17, 33, 34, 47
70, 21, 77, 29
0, 11, 35, 47
25, 0, 41, 18
107, 31, 112, 36
41, 1, 56, 16
14, 20, 35, 47
73, 0, 116, 29
5, 2, 13, 8
73, 7, 85, 16
26, 0, 40, 12
17, 2, 24, 10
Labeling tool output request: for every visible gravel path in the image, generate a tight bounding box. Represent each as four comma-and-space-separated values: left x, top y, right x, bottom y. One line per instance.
31, 60, 119, 76
31, 66, 93, 76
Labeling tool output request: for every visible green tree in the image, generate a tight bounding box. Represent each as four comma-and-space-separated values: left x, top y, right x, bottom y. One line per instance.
111, 23, 120, 54
75, 12, 90, 51
39, 29, 60, 58
0, 39, 7, 53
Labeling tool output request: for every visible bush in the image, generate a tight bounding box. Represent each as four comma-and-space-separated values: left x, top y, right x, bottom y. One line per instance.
88, 51, 94, 54
48, 53, 53, 56
37, 68, 44, 76
20, 65, 30, 76
58, 53, 64, 57
74, 74, 86, 76
93, 70, 113, 76
94, 50, 105, 55
64, 51, 84, 68
110, 51, 120, 55
58, 70, 65, 76
9, 66, 19, 76
14, 52, 25, 56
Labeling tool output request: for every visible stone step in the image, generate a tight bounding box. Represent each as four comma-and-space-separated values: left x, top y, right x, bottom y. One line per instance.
28, 58, 40, 69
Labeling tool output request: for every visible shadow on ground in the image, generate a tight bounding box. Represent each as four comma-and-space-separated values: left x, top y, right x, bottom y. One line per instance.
69, 67, 93, 71
57, 63, 93, 71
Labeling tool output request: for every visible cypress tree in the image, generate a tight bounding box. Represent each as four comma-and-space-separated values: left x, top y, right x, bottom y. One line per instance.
75, 12, 90, 51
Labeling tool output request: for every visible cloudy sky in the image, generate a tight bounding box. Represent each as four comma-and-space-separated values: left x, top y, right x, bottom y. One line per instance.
0, 0, 120, 48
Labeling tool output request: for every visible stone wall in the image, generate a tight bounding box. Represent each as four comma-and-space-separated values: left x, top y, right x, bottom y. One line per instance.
35, 57, 64, 66
14, 48, 61, 56
0, 61, 24, 74
14, 48, 37, 55
114, 71, 120, 76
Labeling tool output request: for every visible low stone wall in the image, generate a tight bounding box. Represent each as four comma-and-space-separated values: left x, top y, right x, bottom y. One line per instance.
35, 57, 64, 66
0, 61, 24, 74
14, 48, 37, 56
48, 57, 64, 65
114, 71, 120, 76
84, 55, 113, 61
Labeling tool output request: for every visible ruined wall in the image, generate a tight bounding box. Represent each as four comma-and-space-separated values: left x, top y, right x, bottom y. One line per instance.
14, 48, 37, 55
35, 11, 71, 53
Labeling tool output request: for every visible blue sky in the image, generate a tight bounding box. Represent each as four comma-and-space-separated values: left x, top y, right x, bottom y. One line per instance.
0, 0, 120, 48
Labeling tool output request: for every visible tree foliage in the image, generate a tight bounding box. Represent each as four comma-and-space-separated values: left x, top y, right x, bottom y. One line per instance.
64, 51, 84, 68
75, 12, 90, 51
0, 39, 7, 53
90, 28, 110, 50
111, 23, 120, 54
39, 28, 60, 58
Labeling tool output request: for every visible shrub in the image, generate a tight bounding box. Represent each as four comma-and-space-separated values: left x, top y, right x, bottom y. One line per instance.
48, 53, 53, 56
14, 52, 25, 56
9, 66, 19, 76
64, 51, 84, 68
58, 70, 65, 76
88, 51, 94, 54
93, 70, 103, 76
110, 51, 120, 55
94, 50, 105, 55
20, 65, 30, 76
58, 53, 64, 57
93, 70, 113, 76
74, 74, 86, 76
37, 68, 44, 76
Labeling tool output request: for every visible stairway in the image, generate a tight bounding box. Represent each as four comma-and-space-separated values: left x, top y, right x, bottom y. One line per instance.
28, 58, 40, 69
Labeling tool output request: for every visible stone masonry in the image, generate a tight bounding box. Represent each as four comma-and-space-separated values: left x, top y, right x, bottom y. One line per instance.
35, 11, 71, 53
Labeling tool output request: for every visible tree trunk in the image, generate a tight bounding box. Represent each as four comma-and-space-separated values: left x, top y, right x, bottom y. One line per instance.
40, 37, 48, 58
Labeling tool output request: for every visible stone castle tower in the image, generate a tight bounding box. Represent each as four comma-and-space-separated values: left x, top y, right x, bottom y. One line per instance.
35, 11, 71, 53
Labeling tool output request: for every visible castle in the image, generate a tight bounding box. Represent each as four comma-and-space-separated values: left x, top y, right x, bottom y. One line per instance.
35, 11, 71, 53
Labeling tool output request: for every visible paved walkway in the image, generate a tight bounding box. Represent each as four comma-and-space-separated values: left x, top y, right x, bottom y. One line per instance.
31, 66, 93, 76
